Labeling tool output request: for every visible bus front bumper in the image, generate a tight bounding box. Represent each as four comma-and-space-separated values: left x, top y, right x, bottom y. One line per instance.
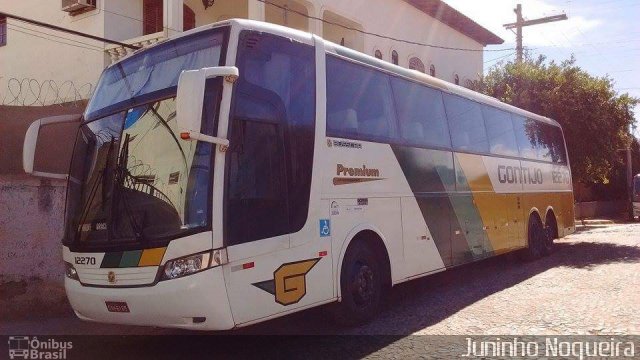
65, 267, 235, 330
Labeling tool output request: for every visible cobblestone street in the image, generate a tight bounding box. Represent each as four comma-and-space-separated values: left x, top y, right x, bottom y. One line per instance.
2, 223, 639, 337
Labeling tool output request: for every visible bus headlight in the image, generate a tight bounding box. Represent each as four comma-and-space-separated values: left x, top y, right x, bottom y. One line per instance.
161, 249, 227, 281
65, 262, 79, 281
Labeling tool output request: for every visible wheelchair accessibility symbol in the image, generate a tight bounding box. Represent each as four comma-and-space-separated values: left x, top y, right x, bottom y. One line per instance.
319, 219, 331, 237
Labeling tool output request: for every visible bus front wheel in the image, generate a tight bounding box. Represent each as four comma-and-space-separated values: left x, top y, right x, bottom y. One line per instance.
332, 241, 385, 326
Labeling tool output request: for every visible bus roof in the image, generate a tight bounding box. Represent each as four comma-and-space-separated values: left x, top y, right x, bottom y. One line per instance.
121, 18, 562, 128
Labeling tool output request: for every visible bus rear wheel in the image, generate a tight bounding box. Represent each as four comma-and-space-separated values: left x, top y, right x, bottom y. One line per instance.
542, 213, 558, 256
524, 215, 546, 261
332, 241, 385, 326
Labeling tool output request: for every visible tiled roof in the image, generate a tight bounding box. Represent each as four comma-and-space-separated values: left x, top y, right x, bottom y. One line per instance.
404, 0, 504, 45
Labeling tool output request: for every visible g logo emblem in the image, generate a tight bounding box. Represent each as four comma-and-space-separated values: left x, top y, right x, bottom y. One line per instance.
107, 271, 116, 284
253, 258, 320, 306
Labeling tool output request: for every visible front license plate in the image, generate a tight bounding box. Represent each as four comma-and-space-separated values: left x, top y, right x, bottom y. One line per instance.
106, 301, 130, 313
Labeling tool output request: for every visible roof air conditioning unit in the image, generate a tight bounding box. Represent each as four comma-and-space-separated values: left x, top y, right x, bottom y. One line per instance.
62, 0, 96, 13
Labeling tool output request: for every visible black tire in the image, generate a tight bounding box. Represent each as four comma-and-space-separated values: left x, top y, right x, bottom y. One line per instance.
331, 241, 385, 326
541, 214, 558, 256
524, 215, 546, 261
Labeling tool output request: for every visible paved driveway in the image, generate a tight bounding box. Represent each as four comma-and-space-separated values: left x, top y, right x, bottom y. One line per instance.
3, 223, 639, 336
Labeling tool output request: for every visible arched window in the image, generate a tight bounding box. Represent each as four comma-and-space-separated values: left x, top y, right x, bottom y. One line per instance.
429, 64, 436, 77
408, 57, 425, 73
454, 74, 460, 85
374, 50, 382, 60
391, 50, 399, 65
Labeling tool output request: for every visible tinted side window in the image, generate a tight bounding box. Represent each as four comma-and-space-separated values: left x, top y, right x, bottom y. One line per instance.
443, 94, 489, 153
513, 116, 566, 163
551, 125, 568, 164
512, 115, 538, 160
226, 32, 315, 245
390, 77, 451, 148
482, 105, 519, 157
539, 123, 567, 164
326, 56, 397, 142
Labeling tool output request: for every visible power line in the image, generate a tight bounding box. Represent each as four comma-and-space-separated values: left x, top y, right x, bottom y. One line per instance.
9, 22, 103, 51
484, 52, 516, 64
3, 4, 519, 54
256, 0, 517, 52
0, 11, 140, 50
7, 26, 103, 52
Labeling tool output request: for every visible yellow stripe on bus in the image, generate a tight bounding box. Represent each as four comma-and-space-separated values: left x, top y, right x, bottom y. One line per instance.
456, 153, 513, 252
138, 247, 167, 267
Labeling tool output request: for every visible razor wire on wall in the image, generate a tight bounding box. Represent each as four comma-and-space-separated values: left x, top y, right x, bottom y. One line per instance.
0, 77, 94, 107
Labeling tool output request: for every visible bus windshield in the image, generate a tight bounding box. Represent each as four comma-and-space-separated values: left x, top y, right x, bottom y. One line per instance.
63, 28, 228, 250
85, 28, 227, 121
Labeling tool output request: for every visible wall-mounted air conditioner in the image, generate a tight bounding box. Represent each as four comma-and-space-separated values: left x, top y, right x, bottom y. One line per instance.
62, 0, 96, 14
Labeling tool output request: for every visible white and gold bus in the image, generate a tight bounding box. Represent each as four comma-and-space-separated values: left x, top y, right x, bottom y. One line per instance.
23, 19, 575, 330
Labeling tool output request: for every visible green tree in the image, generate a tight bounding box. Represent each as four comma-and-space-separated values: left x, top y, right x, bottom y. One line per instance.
468, 55, 638, 190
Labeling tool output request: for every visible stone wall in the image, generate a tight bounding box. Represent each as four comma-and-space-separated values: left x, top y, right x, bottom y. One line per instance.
0, 175, 66, 281
574, 200, 628, 219
0, 103, 82, 280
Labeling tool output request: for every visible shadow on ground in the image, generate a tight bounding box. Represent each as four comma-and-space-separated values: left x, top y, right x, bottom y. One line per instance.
227, 239, 640, 336
106, 238, 640, 358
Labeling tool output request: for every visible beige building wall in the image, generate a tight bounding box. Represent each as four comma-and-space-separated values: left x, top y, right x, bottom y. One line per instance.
0, 0, 489, 107
0, 0, 107, 96
317, 0, 484, 85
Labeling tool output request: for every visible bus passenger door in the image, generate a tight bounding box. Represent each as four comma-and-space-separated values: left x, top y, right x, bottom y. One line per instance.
222, 31, 332, 326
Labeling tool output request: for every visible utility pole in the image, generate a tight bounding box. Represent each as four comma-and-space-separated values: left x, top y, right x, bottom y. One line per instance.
503, 4, 568, 62
617, 148, 634, 220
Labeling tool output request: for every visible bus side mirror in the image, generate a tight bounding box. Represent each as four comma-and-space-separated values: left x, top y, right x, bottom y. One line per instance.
176, 66, 238, 148
23, 114, 82, 179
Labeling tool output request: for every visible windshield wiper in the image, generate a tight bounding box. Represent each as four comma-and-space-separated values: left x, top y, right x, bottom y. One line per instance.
74, 136, 115, 241
111, 133, 147, 242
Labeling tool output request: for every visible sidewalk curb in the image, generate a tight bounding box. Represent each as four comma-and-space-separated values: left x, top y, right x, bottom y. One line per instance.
574, 219, 615, 226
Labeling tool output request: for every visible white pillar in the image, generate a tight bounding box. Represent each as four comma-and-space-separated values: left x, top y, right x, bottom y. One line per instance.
164, 0, 184, 35
309, 6, 322, 36
248, 0, 266, 21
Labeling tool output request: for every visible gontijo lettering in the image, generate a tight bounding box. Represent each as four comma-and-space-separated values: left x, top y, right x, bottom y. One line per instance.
498, 165, 544, 185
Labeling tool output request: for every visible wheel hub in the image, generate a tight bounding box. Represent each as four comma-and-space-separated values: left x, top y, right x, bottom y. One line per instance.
354, 265, 374, 303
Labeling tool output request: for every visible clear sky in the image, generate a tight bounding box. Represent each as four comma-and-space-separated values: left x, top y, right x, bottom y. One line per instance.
445, 0, 639, 138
